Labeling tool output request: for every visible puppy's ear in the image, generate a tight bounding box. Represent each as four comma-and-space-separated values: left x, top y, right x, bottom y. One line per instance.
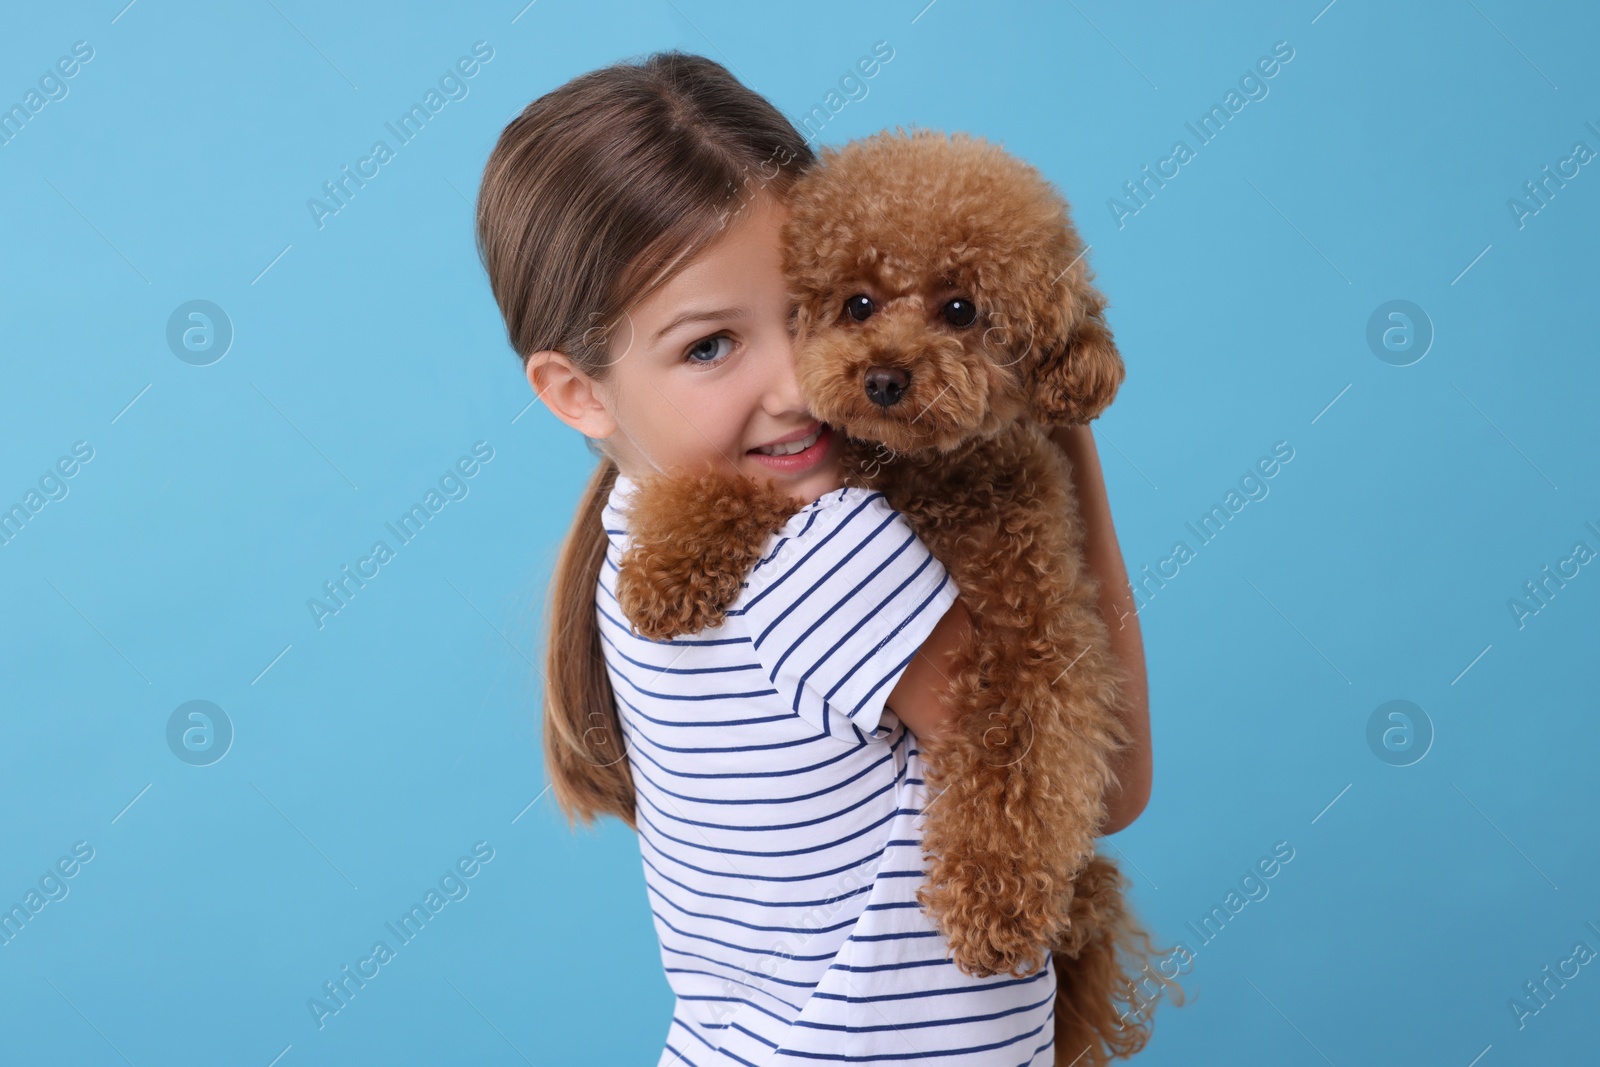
1028, 277, 1125, 426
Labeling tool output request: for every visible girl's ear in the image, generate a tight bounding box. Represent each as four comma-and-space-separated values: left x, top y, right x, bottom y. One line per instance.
528, 349, 617, 438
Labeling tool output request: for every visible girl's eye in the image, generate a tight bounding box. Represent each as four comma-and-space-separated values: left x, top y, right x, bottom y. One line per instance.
685, 333, 734, 366
844, 294, 874, 322
943, 297, 978, 328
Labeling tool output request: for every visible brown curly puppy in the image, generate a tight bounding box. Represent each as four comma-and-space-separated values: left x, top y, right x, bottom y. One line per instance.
617, 128, 1181, 1064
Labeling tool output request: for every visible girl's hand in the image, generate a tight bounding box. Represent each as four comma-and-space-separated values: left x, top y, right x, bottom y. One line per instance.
1048, 422, 1153, 835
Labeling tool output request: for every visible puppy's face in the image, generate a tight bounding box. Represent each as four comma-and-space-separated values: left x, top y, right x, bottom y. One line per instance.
782, 129, 1123, 455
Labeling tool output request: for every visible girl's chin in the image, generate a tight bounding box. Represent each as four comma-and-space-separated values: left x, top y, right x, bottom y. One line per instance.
797, 466, 846, 493
743, 460, 838, 488
744, 460, 844, 506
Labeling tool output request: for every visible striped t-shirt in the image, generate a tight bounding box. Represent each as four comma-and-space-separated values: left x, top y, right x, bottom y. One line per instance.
597, 472, 1059, 1066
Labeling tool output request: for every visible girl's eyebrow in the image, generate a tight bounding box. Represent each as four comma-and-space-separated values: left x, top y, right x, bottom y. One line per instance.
651, 304, 749, 344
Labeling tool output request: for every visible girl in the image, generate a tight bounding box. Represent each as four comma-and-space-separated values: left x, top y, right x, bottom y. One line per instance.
475, 51, 1154, 1065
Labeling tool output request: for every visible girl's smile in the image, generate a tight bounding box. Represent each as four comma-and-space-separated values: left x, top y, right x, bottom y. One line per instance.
747, 418, 836, 474
527, 190, 845, 505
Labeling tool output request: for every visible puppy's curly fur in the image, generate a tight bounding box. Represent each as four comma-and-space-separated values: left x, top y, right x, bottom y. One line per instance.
614, 471, 801, 641
617, 128, 1182, 1064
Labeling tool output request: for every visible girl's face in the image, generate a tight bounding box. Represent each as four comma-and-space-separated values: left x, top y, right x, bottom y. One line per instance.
589, 192, 843, 503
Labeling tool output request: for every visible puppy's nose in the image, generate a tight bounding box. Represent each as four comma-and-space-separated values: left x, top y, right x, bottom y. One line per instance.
864, 366, 909, 408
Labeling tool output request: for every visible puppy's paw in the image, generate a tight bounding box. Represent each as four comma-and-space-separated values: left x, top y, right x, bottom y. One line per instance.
615, 469, 802, 640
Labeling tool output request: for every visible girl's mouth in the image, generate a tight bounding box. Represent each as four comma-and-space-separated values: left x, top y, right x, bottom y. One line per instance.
748, 422, 833, 472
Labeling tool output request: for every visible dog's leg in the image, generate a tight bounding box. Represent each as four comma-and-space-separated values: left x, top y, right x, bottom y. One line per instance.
915, 656, 1058, 980
615, 470, 802, 641
899, 441, 1132, 984
915, 623, 1112, 981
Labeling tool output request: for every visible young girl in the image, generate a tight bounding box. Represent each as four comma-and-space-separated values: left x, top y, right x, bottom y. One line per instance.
475, 51, 1154, 1065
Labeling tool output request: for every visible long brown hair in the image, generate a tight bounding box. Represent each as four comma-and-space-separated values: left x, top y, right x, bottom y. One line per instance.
475, 51, 815, 831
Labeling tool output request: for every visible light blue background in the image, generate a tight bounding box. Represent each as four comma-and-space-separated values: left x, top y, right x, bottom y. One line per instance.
2, 1, 1595, 1063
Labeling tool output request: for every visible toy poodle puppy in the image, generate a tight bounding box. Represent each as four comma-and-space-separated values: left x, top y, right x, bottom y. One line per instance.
617, 128, 1178, 1064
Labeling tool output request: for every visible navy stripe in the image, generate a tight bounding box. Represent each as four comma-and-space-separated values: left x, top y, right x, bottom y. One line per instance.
637, 827, 890, 885
596, 585, 748, 647
813, 545, 933, 708
621, 717, 864, 781
663, 1018, 716, 1063
768, 521, 913, 732
626, 722, 832, 756
739, 491, 885, 616
803, 541, 943, 734
806, 967, 1051, 1004
648, 906, 843, 961
622, 728, 907, 808
841, 571, 953, 720
600, 635, 777, 701
676, 991, 791, 1025
639, 850, 881, 911
790, 988, 1056, 1032
755, 504, 825, 566
634, 771, 898, 833
748, 509, 899, 651
664, 965, 804, 1012
634, 794, 911, 859
847, 927, 940, 942
663, 1040, 704, 1067
598, 625, 769, 680
660, 943, 826, 994
772, 1018, 1051, 1061
648, 885, 867, 953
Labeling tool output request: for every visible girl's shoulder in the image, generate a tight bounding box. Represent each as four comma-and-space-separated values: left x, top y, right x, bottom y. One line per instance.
737, 484, 955, 745
746, 485, 906, 586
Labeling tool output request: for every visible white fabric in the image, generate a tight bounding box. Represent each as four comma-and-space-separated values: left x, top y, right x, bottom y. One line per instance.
596, 472, 1058, 1066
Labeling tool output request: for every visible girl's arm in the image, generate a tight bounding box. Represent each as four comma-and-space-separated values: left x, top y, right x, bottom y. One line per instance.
887, 596, 973, 747
889, 424, 1152, 834
1048, 423, 1152, 836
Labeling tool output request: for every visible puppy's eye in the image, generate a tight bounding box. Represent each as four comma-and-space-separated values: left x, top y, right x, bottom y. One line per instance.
844, 294, 875, 322
942, 298, 978, 328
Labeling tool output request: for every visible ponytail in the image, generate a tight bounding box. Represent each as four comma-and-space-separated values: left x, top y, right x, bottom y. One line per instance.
541, 456, 635, 830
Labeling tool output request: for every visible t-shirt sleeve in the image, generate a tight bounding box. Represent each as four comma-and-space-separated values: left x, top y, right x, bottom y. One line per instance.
736, 487, 960, 745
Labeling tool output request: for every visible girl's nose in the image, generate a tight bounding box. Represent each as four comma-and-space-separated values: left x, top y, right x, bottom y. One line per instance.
763, 332, 809, 416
